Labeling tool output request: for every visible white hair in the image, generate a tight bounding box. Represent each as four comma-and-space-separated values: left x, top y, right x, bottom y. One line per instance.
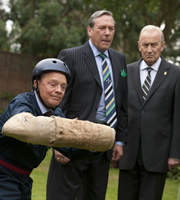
139, 25, 165, 43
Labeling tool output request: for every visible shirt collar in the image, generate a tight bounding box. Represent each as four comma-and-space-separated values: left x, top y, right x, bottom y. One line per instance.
89, 39, 109, 58
140, 57, 162, 72
34, 91, 49, 114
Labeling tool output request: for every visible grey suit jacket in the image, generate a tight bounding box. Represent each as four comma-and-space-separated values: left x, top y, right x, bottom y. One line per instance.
58, 41, 128, 143
119, 58, 180, 173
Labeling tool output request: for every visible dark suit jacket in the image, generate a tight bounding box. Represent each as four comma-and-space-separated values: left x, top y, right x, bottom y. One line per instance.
58, 41, 128, 143
119, 58, 180, 173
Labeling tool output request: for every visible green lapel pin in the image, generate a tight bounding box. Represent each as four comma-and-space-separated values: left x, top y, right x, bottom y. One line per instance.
121, 69, 126, 77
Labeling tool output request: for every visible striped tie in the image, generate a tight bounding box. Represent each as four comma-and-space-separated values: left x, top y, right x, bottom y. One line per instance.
142, 67, 152, 101
99, 53, 117, 128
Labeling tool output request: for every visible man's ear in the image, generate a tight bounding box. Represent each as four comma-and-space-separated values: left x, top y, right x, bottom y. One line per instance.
33, 80, 37, 88
161, 41, 166, 52
138, 41, 141, 52
87, 25, 92, 37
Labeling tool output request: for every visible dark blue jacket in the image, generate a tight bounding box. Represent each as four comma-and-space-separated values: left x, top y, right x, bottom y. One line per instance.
0, 90, 64, 170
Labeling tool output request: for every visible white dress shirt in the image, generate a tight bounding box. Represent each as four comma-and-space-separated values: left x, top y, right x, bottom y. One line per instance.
140, 57, 161, 87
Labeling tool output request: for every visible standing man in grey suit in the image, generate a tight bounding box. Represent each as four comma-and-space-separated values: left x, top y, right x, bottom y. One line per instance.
46, 10, 128, 200
117, 25, 180, 200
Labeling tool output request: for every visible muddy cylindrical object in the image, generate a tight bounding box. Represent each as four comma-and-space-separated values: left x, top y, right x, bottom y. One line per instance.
2, 112, 115, 151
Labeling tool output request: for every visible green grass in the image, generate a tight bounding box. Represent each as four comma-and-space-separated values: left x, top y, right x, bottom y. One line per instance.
31, 150, 180, 200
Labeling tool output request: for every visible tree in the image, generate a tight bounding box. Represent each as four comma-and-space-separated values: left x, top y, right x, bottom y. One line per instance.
86, 0, 180, 64
0, 0, 10, 51
5, 0, 97, 57
1, 0, 180, 64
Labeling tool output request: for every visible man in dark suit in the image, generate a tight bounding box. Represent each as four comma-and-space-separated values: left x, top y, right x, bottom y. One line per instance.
118, 25, 180, 200
46, 10, 128, 200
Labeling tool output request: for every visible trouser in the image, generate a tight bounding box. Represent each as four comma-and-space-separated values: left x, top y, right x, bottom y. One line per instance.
118, 147, 167, 200
47, 151, 110, 200
0, 165, 33, 200
118, 168, 167, 200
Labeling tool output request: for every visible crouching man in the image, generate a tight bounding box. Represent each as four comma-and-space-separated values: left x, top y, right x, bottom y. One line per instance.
0, 58, 71, 199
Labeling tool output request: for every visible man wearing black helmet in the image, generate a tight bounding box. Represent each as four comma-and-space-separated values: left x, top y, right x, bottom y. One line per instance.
0, 58, 70, 200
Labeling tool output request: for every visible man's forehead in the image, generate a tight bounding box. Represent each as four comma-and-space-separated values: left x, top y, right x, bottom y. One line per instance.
140, 30, 160, 38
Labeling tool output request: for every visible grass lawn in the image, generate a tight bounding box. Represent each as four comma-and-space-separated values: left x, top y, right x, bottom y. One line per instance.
31, 150, 180, 200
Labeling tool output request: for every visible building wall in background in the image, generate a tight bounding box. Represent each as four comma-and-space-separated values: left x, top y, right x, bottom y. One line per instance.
0, 51, 40, 111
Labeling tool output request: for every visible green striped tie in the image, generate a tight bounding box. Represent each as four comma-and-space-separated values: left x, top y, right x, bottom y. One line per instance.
99, 53, 117, 128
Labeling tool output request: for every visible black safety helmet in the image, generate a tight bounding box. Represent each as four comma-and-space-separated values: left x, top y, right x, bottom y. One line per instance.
32, 58, 71, 109
32, 58, 71, 85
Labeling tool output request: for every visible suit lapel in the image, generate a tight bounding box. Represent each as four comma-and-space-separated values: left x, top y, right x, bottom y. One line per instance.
144, 58, 170, 103
109, 50, 117, 89
129, 61, 144, 104
109, 50, 122, 90
82, 42, 102, 87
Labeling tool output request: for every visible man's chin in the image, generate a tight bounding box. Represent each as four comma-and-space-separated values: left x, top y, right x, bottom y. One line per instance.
145, 59, 155, 66
48, 102, 61, 109
101, 42, 111, 50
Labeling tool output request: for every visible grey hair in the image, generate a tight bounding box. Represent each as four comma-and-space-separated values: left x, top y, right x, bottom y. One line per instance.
139, 25, 165, 43
88, 10, 115, 28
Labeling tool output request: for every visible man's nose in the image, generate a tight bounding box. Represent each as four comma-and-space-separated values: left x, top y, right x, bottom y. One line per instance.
147, 45, 152, 52
105, 28, 110, 35
55, 85, 66, 94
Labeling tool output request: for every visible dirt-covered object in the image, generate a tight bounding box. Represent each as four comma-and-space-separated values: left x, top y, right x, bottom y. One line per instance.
2, 112, 116, 152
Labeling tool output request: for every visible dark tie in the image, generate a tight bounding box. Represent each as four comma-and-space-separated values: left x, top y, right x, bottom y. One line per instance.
99, 53, 117, 128
44, 111, 53, 117
142, 67, 153, 101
